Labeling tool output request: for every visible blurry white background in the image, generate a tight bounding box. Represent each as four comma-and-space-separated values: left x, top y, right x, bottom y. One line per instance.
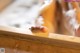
0, 0, 51, 29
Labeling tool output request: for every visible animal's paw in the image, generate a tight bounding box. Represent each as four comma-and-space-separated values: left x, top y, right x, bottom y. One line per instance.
30, 26, 48, 33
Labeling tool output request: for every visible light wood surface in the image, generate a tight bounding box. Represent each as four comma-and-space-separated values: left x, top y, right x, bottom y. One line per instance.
0, 26, 80, 53
0, 26, 32, 35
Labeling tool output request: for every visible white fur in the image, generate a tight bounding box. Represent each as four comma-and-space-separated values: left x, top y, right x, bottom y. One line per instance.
65, 9, 79, 30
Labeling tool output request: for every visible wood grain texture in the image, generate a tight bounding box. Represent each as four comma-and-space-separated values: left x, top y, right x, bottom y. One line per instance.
0, 27, 80, 53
